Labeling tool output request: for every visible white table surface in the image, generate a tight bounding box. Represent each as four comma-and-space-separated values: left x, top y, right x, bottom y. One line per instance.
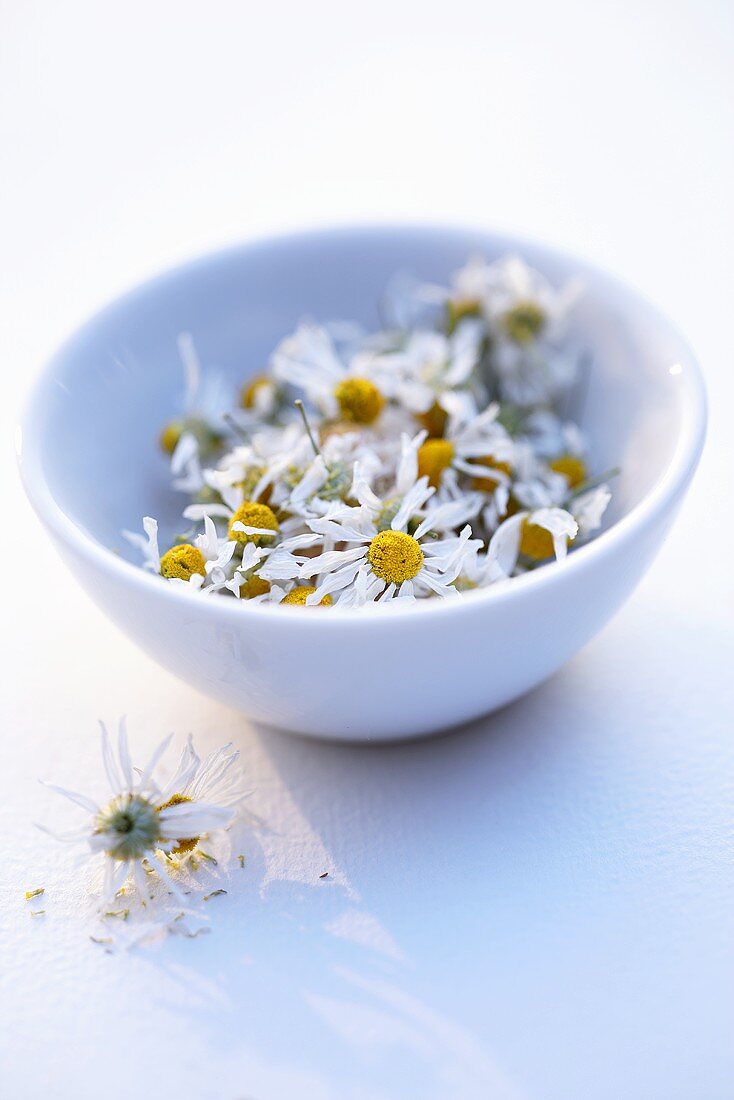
2, 3, 732, 1097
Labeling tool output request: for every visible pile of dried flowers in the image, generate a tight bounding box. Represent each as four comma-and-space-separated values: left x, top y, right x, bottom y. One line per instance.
126, 255, 613, 607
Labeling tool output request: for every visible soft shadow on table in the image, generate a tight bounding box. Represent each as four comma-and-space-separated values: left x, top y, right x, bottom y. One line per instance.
139, 609, 733, 1100
145, 682, 562, 1100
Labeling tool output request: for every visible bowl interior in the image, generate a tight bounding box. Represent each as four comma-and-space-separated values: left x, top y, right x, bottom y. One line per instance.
21, 226, 692, 562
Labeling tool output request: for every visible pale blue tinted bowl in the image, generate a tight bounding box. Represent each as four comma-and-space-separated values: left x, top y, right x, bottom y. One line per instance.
17, 226, 706, 739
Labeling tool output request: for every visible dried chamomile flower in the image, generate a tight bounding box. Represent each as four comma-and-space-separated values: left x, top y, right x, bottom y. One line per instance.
159, 334, 230, 489
39, 719, 245, 907
160, 543, 206, 581
415, 404, 515, 492
241, 373, 279, 418
228, 501, 279, 546
299, 494, 482, 606
272, 322, 387, 425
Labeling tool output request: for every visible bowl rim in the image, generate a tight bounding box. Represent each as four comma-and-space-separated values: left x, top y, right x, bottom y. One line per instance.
16, 221, 708, 628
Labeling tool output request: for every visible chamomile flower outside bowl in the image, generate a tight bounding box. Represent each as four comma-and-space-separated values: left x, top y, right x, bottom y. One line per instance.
17, 226, 706, 740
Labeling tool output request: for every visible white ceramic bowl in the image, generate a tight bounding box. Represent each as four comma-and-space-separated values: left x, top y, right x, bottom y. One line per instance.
18, 226, 706, 740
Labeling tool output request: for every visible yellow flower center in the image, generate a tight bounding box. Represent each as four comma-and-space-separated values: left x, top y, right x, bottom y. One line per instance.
416, 401, 448, 438
241, 374, 271, 410
281, 586, 333, 606
228, 501, 279, 545
159, 418, 223, 458
446, 298, 481, 335
235, 465, 271, 503
334, 377, 385, 425
367, 530, 424, 584
238, 575, 271, 599
519, 519, 574, 561
160, 543, 207, 581
502, 300, 546, 344
471, 456, 513, 493
319, 420, 360, 444
417, 439, 454, 488
549, 454, 586, 489
159, 421, 184, 455
157, 793, 198, 856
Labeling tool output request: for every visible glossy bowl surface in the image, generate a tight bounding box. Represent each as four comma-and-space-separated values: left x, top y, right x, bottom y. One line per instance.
18, 226, 706, 739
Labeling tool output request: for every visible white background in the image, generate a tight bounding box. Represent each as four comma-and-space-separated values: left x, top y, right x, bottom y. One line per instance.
1, 2, 732, 1097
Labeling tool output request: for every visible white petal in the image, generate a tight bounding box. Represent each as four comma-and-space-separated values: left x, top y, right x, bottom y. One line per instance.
138, 734, 174, 791
299, 546, 365, 579
39, 781, 98, 815
99, 721, 123, 793
117, 717, 134, 789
